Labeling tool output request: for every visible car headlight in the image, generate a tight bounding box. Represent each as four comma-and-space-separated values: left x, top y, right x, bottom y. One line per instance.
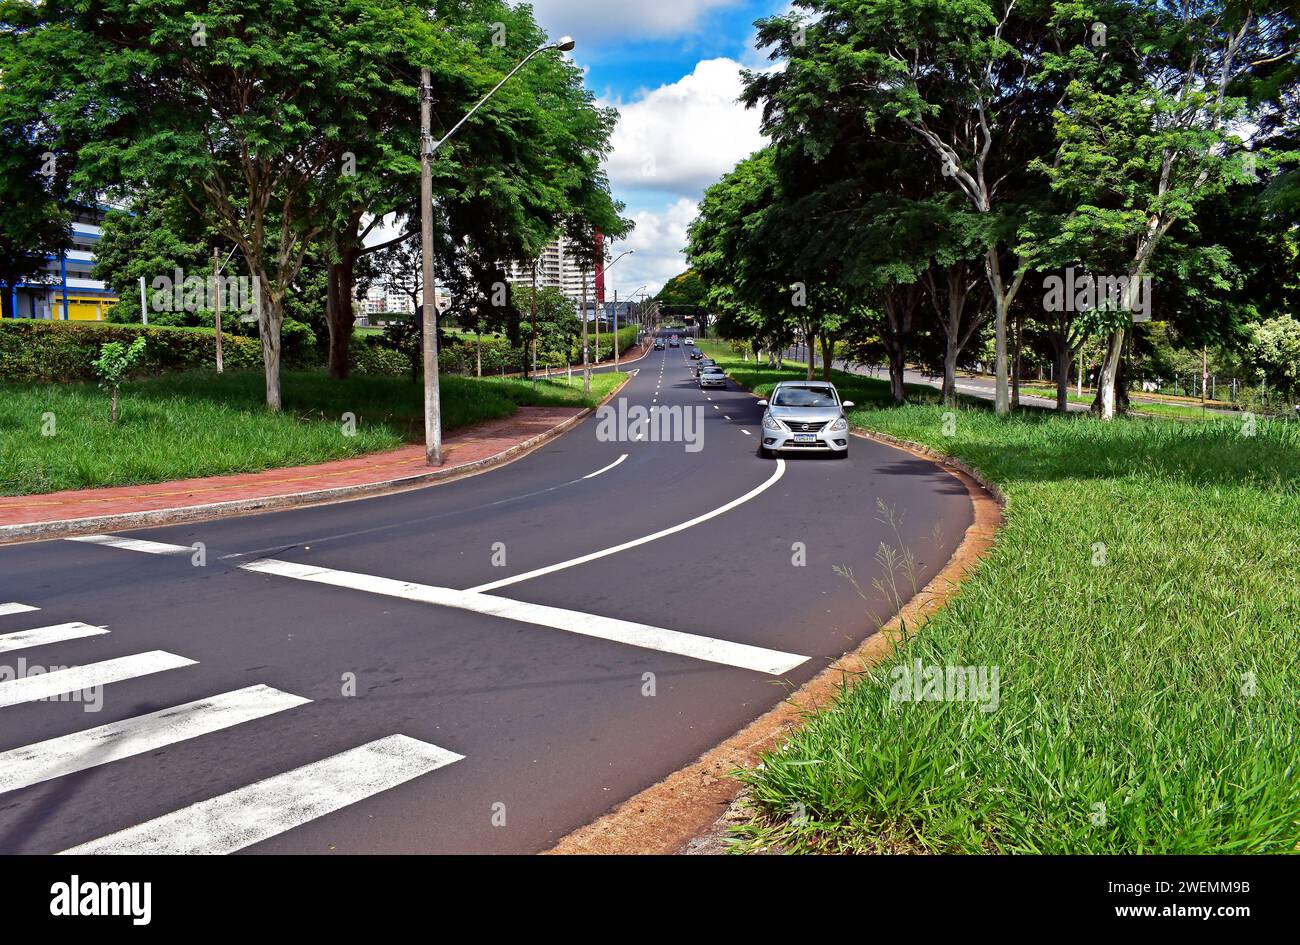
762, 413, 784, 431
829, 416, 848, 432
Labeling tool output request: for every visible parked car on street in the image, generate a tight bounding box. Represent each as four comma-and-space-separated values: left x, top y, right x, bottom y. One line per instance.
689, 348, 703, 360
757, 381, 855, 458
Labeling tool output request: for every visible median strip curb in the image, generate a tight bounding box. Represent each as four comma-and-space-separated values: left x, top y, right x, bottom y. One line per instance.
0, 373, 634, 546
545, 367, 1004, 856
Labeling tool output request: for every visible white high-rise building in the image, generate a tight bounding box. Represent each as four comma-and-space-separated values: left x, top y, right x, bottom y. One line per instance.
504, 235, 596, 304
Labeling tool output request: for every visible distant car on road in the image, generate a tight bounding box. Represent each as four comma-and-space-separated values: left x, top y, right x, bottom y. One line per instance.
689, 348, 703, 360
684, 337, 694, 346
654, 339, 665, 350
757, 380, 855, 459
692, 357, 715, 376
698, 366, 726, 388
669, 338, 680, 347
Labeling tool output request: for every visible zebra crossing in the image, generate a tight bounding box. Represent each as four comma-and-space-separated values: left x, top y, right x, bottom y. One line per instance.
0, 601, 464, 855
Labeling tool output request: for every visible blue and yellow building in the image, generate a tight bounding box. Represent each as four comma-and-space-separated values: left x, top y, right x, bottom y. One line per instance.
8, 205, 118, 321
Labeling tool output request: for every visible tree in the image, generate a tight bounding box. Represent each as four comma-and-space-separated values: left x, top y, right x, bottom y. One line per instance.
93, 194, 210, 325
91, 336, 146, 422
1040, 0, 1299, 417
746, 0, 1072, 415
0, 51, 71, 316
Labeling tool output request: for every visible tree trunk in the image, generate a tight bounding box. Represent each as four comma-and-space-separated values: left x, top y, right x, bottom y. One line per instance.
259, 279, 283, 412
1093, 327, 1125, 418
819, 332, 833, 382
476, 328, 482, 377
985, 244, 1010, 416
1054, 343, 1072, 412
326, 251, 359, 380
110, 386, 119, 423
887, 343, 906, 405
942, 334, 959, 408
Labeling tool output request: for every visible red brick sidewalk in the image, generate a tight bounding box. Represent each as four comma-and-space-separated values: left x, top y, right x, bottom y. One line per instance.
0, 406, 584, 533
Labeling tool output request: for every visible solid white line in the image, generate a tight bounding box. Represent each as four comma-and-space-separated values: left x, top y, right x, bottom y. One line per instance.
59, 735, 463, 854
0, 603, 39, 617
469, 459, 786, 594
0, 685, 310, 795
0, 651, 196, 708
0, 622, 109, 655
66, 535, 192, 555
742, 430, 752, 435
583, 454, 628, 479
240, 559, 807, 675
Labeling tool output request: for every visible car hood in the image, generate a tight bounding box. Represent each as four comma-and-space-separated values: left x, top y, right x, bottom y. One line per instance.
767, 405, 844, 424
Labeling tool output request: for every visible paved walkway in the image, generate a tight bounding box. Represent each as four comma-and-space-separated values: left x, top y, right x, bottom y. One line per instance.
0, 406, 583, 529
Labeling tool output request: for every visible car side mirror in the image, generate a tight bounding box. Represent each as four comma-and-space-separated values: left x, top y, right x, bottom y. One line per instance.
756, 399, 768, 407
841, 401, 855, 408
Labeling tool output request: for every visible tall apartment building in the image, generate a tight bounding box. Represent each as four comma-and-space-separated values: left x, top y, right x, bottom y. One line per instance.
504, 235, 597, 305
8, 205, 118, 321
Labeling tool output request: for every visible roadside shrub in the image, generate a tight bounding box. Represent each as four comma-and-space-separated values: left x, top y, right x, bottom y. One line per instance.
0, 319, 261, 382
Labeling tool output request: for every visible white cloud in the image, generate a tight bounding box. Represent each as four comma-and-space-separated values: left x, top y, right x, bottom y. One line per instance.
603, 57, 768, 198
605, 197, 700, 298
528, 0, 743, 42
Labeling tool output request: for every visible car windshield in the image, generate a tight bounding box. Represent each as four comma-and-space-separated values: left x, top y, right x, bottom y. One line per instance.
772, 386, 838, 407
702, 367, 724, 374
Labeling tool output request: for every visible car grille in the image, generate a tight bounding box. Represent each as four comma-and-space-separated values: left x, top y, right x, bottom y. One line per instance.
784, 420, 828, 433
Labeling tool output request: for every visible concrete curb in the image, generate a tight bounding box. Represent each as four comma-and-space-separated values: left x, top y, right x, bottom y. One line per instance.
545, 369, 1005, 856
0, 372, 635, 546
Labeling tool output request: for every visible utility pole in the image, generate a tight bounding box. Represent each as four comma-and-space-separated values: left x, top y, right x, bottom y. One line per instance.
139, 275, 149, 326
581, 267, 590, 395
419, 66, 443, 465
212, 248, 223, 374
530, 260, 538, 381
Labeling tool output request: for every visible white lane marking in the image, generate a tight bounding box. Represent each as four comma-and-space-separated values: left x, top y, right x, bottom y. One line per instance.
742, 430, 752, 435
0, 652, 196, 708
583, 454, 628, 479
240, 559, 807, 675
724, 416, 731, 420
0, 603, 39, 618
0, 622, 109, 655
58, 734, 462, 855
66, 535, 192, 555
0, 685, 309, 795
470, 459, 786, 594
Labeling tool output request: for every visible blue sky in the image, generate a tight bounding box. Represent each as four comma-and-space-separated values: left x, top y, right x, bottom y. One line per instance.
527, 0, 785, 297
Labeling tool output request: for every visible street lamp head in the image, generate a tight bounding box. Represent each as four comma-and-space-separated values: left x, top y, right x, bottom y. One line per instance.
551, 36, 576, 52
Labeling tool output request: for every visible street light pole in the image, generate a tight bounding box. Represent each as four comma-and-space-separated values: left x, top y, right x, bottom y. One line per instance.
418, 36, 575, 466
419, 66, 443, 464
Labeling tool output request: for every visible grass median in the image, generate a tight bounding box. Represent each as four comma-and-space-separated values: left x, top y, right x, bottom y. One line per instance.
699, 340, 1300, 853
0, 368, 623, 495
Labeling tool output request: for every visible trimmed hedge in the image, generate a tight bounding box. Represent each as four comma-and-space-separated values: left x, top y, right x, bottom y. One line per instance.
0, 319, 262, 382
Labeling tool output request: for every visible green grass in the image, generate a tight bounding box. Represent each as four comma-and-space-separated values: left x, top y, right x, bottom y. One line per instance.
701, 343, 1300, 854
1018, 383, 1235, 421
0, 368, 623, 495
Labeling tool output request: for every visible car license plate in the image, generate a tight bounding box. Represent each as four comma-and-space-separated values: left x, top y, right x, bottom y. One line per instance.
794, 433, 816, 442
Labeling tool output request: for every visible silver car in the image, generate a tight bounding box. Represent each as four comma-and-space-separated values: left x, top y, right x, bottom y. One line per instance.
698, 365, 727, 388
757, 381, 855, 458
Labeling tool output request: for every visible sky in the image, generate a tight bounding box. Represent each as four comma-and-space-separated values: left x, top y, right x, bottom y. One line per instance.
527, 0, 784, 300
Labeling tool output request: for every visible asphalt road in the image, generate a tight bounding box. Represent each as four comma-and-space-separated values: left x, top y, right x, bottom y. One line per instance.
0, 334, 971, 854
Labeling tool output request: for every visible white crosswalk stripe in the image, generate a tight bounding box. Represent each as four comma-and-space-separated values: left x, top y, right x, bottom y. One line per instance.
0, 685, 309, 795
0, 651, 196, 708
0, 622, 109, 654
66, 535, 192, 555
59, 735, 464, 854
241, 559, 808, 676
0, 603, 39, 617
